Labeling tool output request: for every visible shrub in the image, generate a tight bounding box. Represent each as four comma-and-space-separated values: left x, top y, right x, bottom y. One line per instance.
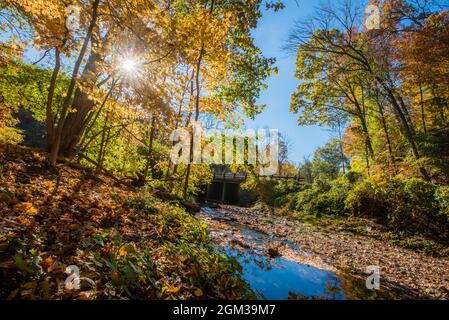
246, 178, 277, 206
376, 178, 449, 242
271, 180, 308, 210
296, 178, 350, 217
342, 171, 363, 184
435, 186, 449, 218
289, 172, 449, 243
345, 179, 387, 221
403, 178, 437, 225
273, 180, 304, 198
0, 104, 22, 144
272, 194, 287, 208
124, 190, 158, 215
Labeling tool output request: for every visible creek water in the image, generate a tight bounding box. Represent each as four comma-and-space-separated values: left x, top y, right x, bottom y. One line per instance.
199, 206, 392, 300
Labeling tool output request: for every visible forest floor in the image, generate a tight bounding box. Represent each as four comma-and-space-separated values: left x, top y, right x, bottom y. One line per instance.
0, 144, 250, 300
210, 205, 449, 300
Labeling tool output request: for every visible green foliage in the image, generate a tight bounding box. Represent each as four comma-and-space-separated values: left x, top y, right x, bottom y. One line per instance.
345, 178, 449, 242
168, 164, 213, 198
84, 233, 252, 299
0, 60, 69, 145
161, 241, 254, 299
389, 179, 436, 229
82, 192, 252, 299
272, 193, 296, 210
244, 177, 277, 206
1, 189, 251, 300
0, 234, 50, 299
311, 140, 349, 180
345, 180, 387, 221
273, 179, 303, 197
0, 117, 22, 144
0, 60, 68, 122
124, 191, 158, 215
295, 177, 350, 217
86, 238, 159, 299
415, 127, 449, 182
388, 233, 449, 257
271, 179, 303, 209
435, 186, 449, 218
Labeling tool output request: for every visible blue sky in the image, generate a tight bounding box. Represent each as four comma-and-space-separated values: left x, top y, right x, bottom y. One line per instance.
247, 0, 330, 163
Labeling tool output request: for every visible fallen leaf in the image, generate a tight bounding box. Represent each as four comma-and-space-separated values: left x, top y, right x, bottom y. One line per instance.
194, 288, 203, 297
15, 202, 38, 215
43, 256, 54, 268
167, 286, 181, 294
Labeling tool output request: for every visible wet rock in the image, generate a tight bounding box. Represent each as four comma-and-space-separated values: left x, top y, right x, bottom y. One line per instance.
267, 247, 281, 258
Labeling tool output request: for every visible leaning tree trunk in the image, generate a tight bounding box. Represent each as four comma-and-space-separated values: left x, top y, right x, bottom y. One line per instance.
379, 79, 431, 181
58, 48, 101, 158
48, 0, 100, 165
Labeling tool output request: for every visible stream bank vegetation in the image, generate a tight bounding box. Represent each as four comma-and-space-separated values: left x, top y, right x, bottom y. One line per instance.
0, 0, 281, 300
247, 0, 449, 257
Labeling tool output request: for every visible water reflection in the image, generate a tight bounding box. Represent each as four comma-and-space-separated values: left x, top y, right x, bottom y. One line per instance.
201, 207, 396, 300
221, 246, 347, 300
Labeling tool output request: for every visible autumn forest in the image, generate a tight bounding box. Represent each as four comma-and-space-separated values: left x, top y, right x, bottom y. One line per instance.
1, 0, 449, 304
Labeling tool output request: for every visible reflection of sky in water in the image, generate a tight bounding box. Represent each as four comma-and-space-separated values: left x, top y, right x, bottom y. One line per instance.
202, 207, 395, 300
202, 207, 347, 300
224, 247, 346, 300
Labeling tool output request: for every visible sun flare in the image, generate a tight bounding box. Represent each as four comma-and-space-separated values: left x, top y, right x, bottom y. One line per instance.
121, 58, 138, 74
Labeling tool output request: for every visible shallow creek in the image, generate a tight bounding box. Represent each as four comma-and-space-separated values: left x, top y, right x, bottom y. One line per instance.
198, 206, 394, 300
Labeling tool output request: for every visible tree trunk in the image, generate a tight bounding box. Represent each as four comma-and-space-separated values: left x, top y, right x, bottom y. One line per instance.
141, 115, 157, 183
183, 0, 215, 198
379, 79, 431, 181
170, 80, 195, 181
365, 142, 371, 177
359, 116, 375, 159
46, 47, 61, 150
377, 99, 397, 175
48, 0, 100, 165
78, 79, 118, 155
339, 141, 346, 174
96, 110, 111, 173
58, 48, 101, 158
351, 86, 375, 159
183, 44, 205, 198
419, 84, 427, 134
165, 71, 195, 179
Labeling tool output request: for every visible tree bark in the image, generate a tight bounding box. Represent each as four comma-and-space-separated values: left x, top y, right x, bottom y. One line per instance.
48, 0, 101, 165
379, 79, 431, 181
59, 45, 102, 158
141, 115, 157, 183
419, 83, 427, 134
96, 110, 111, 173
377, 98, 397, 175
46, 47, 61, 150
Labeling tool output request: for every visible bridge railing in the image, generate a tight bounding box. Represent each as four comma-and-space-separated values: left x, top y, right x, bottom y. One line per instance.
212, 172, 303, 182
213, 172, 247, 181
